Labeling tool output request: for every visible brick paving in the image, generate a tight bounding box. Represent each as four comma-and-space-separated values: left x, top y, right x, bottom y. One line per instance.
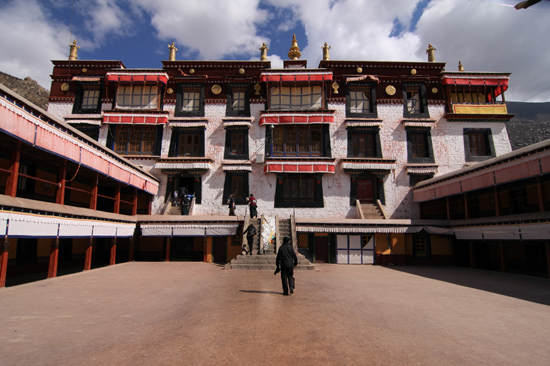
0, 263, 549, 366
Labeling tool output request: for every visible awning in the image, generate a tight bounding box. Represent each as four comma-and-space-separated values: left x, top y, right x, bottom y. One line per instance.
264, 161, 335, 174
345, 120, 382, 128
403, 121, 436, 128
106, 72, 169, 85
344, 75, 380, 83
0, 211, 135, 238
297, 225, 408, 234
407, 166, 438, 175
140, 224, 238, 237
260, 72, 333, 83
442, 76, 509, 100
342, 162, 396, 171
259, 113, 334, 125
71, 76, 101, 83
154, 162, 212, 170
103, 113, 168, 125
223, 121, 252, 128
169, 121, 208, 128
222, 164, 252, 171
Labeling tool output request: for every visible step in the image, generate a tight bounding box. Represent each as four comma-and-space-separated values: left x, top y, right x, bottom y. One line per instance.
225, 263, 317, 271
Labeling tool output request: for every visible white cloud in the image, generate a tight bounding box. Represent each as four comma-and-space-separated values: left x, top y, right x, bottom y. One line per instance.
0, 0, 70, 89
132, 0, 270, 59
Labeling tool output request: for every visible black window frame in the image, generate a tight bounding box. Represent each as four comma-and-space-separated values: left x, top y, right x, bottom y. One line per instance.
409, 173, 434, 187
108, 124, 163, 156
403, 83, 429, 118
73, 82, 102, 114
413, 232, 431, 259
463, 128, 495, 162
226, 83, 251, 117
168, 128, 205, 158
347, 127, 382, 158
175, 83, 205, 117
345, 82, 377, 118
269, 124, 331, 157
223, 171, 249, 205
71, 123, 100, 141
406, 127, 434, 164
224, 127, 249, 160
275, 173, 324, 208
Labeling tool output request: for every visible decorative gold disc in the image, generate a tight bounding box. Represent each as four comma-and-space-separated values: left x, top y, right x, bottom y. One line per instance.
167, 88, 174, 95
211, 84, 222, 95
411, 69, 417, 75
432, 87, 438, 94
356, 67, 363, 74
385, 85, 396, 96
61, 83, 69, 92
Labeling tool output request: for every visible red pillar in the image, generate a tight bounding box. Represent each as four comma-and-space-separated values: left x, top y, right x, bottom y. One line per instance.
165, 237, 171, 262
47, 238, 59, 278
56, 160, 67, 205
494, 186, 500, 217
132, 188, 138, 216
90, 173, 98, 210
110, 238, 117, 265
114, 183, 121, 214
0, 237, 9, 288
464, 193, 469, 220
84, 237, 93, 271
5, 141, 21, 197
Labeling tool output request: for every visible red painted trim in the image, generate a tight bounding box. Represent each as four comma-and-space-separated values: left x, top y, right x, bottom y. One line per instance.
47, 239, 59, 278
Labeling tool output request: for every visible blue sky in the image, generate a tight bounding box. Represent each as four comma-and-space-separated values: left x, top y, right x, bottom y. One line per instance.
1, 0, 550, 102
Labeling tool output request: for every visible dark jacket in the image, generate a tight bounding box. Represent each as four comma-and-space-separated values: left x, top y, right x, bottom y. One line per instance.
276, 241, 297, 269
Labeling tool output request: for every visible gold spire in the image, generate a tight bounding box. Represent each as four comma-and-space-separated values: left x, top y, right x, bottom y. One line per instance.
168, 42, 178, 61
322, 42, 331, 61
260, 42, 269, 61
288, 34, 301, 60
69, 40, 80, 61
426, 43, 436, 62
458, 61, 464, 71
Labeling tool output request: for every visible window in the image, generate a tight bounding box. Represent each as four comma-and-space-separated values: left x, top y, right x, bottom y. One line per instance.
226, 83, 250, 116
73, 83, 101, 114
409, 174, 433, 187
72, 124, 100, 141
223, 172, 249, 205
269, 86, 323, 110
175, 83, 204, 117
112, 125, 161, 156
346, 83, 377, 117
406, 128, 434, 163
348, 128, 380, 158
464, 128, 495, 162
225, 128, 249, 159
168, 128, 205, 157
413, 233, 431, 259
403, 84, 429, 118
275, 173, 323, 208
272, 125, 324, 157
451, 85, 504, 105
116, 85, 159, 110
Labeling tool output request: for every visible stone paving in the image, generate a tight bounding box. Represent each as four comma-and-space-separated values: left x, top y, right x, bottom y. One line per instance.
0, 263, 549, 366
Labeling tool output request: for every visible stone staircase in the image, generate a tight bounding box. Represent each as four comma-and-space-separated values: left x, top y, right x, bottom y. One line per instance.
361, 203, 385, 219
225, 254, 316, 270
245, 218, 262, 255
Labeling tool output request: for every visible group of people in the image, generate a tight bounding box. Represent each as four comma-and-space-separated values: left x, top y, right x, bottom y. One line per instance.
228, 193, 258, 218
173, 186, 193, 215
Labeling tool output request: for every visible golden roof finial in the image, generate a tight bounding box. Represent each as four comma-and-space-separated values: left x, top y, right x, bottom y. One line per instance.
168, 42, 178, 61
322, 42, 331, 61
288, 34, 301, 60
260, 42, 269, 61
426, 43, 436, 62
69, 40, 80, 61
458, 61, 464, 71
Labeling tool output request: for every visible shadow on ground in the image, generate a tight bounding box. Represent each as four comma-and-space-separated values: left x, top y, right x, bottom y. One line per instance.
388, 265, 550, 306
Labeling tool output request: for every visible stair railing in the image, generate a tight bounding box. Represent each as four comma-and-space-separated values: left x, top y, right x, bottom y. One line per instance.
376, 199, 388, 219
356, 199, 365, 219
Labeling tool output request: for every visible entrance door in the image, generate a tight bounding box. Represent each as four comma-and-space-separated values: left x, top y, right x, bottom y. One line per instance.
212, 237, 227, 264
357, 178, 374, 203
171, 237, 194, 261
315, 236, 329, 263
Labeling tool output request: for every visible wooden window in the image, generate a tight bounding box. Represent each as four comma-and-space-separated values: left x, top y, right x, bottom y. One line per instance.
178, 133, 200, 157
403, 84, 429, 118
181, 91, 200, 112
175, 84, 204, 117
275, 173, 323, 208
223, 172, 249, 205
413, 233, 431, 259
116, 85, 159, 110
410, 174, 433, 186
464, 128, 494, 162
406, 128, 433, 163
114, 125, 158, 155
350, 131, 376, 157
73, 83, 102, 114
272, 125, 323, 156
269, 86, 323, 110
226, 83, 250, 116
81, 87, 100, 110
225, 128, 248, 159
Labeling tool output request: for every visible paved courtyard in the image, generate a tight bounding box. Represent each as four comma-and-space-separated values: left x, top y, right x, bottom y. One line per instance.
0, 262, 549, 366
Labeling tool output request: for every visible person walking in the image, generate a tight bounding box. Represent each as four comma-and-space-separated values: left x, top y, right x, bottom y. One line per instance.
181, 194, 190, 215
275, 237, 298, 296
228, 194, 236, 216
247, 194, 258, 218
173, 189, 179, 207
242, 223, 257, 255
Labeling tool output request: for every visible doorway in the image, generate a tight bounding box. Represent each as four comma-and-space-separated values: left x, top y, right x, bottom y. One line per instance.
357, 178, 375, 203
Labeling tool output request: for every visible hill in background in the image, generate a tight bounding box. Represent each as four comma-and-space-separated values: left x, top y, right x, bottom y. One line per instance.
0, 71, 49, 110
